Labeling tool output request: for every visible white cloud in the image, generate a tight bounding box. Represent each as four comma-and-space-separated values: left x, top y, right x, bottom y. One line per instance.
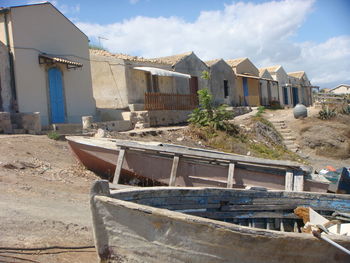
76, 0, 350, 88
129, 0, 139, 4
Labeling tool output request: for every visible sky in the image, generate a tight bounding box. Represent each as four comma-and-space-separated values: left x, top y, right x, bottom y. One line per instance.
2, 0, 350, 88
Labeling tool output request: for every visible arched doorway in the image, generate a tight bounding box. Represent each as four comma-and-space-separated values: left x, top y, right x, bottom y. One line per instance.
48, 67, 65, 123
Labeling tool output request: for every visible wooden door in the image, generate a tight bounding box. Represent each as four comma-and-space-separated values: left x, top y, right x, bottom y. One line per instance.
189, 76, 199, 105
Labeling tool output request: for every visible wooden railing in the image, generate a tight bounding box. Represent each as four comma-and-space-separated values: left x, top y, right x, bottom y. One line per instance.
145, 93, 198, 110
313, 93, 349, 105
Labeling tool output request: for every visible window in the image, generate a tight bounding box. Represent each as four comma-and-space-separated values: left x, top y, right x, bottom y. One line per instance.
224, 80, 229, 98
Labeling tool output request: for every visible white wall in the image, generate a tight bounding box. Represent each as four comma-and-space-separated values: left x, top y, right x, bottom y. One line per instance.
331, 85, 350, 94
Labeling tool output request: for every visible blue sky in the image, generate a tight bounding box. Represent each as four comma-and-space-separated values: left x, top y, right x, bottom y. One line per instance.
2, 0, 350, 88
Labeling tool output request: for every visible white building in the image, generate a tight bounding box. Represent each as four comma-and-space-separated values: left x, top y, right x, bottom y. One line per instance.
0, 3, 96, 126
330, 84, 350, 94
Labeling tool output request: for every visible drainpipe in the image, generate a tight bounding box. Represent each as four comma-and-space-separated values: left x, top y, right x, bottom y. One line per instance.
1, 8, 18, 112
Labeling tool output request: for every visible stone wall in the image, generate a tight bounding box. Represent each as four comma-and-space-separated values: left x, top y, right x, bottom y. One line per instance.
10, 112, 41, 134
0, 112, 12, 133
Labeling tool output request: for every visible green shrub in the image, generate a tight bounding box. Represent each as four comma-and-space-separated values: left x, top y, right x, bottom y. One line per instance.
47, 131, 60, 140
341, 105, 350, 115
188, 89, 236, 132
319, 106, 336, 120
255, 106, 266, 117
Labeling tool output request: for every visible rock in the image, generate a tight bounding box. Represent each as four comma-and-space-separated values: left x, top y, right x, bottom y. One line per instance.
94, 128, 106, 138
198, 141, 202, 145
247, 151, 251, 156
176, 136, 184, 142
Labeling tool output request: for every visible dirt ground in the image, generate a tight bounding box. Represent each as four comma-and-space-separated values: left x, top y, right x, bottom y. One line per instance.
1, 107, 349, 262
0, 135, 99, 263
265, 107, 350, 171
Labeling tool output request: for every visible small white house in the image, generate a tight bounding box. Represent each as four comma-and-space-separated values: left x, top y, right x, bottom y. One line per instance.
330, 84, 350, 94
0, 3, 96, 126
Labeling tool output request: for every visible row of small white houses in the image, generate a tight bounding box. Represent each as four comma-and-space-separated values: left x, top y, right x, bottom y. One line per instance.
0, 2, 316, 127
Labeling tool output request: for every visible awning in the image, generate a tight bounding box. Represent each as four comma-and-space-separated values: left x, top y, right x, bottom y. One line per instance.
134, 67, 191, 79
39, 54, 83, 69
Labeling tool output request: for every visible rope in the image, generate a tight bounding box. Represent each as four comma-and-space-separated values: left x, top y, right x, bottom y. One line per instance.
0, 245, 94, 251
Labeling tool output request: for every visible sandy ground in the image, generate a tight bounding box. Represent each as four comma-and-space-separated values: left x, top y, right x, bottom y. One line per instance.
0, 135, 99, 263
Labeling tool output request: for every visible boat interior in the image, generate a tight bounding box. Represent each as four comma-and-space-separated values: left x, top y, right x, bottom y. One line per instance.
110, 187, 350, 233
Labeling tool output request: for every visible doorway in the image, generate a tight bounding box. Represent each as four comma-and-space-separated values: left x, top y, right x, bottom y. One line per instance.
48, 67, 65, 123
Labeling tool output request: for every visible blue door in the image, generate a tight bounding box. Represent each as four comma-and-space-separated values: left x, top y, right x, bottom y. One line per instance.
292, 87, 299, 106
48, 68, 65, 123
283, 87, 288, 105
243, 77, 249, 106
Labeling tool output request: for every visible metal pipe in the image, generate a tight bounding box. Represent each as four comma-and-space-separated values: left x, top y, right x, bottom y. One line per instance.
313, 230, 350, 256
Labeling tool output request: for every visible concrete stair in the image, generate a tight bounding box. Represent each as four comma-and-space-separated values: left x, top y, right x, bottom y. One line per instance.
270, 120, 299, 152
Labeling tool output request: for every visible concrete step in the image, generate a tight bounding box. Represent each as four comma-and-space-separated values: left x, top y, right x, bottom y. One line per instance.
52, 123, 82, 134
284, 140, 295, 145
278, 129, 292, 133
284, 136, 296, 140
270, 120, 285, 124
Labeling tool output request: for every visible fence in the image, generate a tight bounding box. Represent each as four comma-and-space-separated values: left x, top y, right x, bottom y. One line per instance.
313, 93, 349, 105
145, 93, 198, 110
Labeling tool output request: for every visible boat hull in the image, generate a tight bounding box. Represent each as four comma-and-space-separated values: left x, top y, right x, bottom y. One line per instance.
90, 181, 350, 263
67, 136, 329, 191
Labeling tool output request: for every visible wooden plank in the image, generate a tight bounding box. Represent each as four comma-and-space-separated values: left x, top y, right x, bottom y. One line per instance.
115, 140, 308, 171
186, 211, 300, 220
113, 148, 125, 184
285, 170, 294, 191
169, 155, 180, 186
293, 173, 304, 192
227, 163, 235, 188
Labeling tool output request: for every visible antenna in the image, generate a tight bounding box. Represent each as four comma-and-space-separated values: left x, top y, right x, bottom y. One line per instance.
98, 36, 109, 48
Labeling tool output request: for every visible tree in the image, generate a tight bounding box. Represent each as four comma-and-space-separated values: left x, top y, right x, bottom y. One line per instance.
188, 89, 234, 131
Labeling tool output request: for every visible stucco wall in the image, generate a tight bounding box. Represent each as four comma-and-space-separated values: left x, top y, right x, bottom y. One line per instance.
235, 59, 259, 76
8, 4, 96, 125
272, 67, 290, 106
209, 60, 237, 106
235, 77, 244, 105
90, 54, 129, 109
125, 61, 174, 104
270, 81, 279, 102
0, 41, 12, 111
173, 53, 209, 94
259, 80, 269, 106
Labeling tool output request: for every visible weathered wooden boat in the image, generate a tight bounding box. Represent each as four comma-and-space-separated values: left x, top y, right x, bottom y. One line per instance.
90, 180, 350, 263
66, 136, 329, 192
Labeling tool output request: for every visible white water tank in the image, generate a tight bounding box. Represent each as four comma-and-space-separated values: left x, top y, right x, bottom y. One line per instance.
293, 104, 307, 119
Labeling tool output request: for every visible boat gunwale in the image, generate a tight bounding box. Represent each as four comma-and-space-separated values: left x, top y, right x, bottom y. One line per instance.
92, 193, 350, 243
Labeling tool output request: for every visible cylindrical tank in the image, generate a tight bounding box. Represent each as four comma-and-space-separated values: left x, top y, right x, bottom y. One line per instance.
82, 115, 93, 129
293, 104, 307, 119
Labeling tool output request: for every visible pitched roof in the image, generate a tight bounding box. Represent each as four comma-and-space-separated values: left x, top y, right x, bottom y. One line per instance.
225, 58, 247, 68
330, 84, 350, 91
205, 59, 222, 67
90, 49, 163, 63
288, 71, 305, 79
260, 65, 281, 73
258, 68, 267, 78
152, 51, 193, 65
2, 2, 88, 39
